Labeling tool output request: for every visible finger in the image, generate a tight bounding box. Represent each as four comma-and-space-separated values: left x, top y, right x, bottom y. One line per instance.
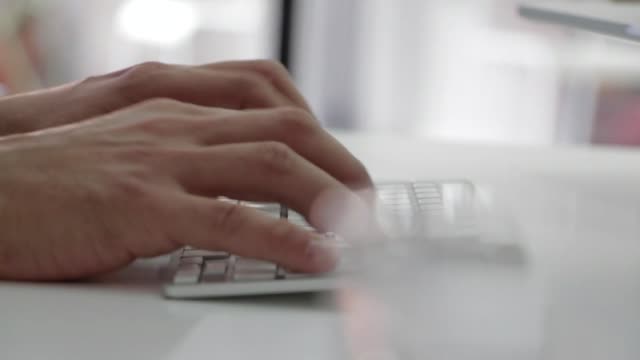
116, 62, 296, 110
171, 195, 338, 273
166, 141, 362, 231
206, 60, 312, 111
110, 101, 373, 191
68, 98, 235, 141
190, 107, 372, 188
134, 97, 232, 117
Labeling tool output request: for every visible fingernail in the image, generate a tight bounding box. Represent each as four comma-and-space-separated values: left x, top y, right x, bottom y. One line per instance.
307, 235, 339, 270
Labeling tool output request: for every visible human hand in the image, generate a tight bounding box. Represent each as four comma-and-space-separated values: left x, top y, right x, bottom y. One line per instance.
0, 99, 371, 280
0, 60, 312, 136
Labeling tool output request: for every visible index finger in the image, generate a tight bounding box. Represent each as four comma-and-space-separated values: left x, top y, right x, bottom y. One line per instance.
192, 107, 373, 189
167, 141, 364, 231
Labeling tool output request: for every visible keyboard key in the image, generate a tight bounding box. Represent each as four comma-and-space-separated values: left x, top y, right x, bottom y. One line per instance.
280, 206, 288, 219
377, 182, 411, 189
419, 206, 445, 213
379, 190, 412, 199
235, 258, 278, 272
282, 272, 313, 280
230, 258, 277, 281
234, 271, 278, 281
381, 196, 412, 204
241, 202, 279, 210
413, 188, 439, 194
173, 263, 202, 284
201, 260, 228, 282
287, 211, 305, 219
378, 191, 411, 199
416, 197, 443, 205
386, 203, 414, 211
413, 182, 439, 190
278, 266, 315, 280
377, 185, 410, 192
242, 202, 282, 218
182, 249, 228, 259
288, 212, 312, 227
414, 189, 440, 197
424, 204, 446, 210
180, 257, 204, 265
418, 198, 443, 205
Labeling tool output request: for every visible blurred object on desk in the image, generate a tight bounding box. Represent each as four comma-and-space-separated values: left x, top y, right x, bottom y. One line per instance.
592, 80, 640, 146
340, 175, 640, 359
517, 0, 640, 147
0, 0, 43, 94
341, 181, 541, 359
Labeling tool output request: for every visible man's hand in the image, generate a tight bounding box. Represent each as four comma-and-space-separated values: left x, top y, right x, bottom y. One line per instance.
0, 99, 371, 281
0, 60, 312, 136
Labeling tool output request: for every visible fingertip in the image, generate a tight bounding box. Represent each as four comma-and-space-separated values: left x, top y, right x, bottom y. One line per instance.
304, 236, 340, 272
309, 188, 373, 236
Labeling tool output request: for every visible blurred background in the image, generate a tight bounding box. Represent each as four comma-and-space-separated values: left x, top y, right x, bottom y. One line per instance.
2, 0, 640, 146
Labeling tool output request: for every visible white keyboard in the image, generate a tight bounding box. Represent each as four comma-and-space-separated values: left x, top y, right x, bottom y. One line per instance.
163, 180, 524, 299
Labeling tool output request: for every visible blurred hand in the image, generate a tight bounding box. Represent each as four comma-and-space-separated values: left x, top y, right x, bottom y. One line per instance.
0, 99, 371, 280
0, 60, 312, 136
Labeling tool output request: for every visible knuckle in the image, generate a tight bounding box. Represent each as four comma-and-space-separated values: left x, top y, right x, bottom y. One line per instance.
137, 97, 182, 111
127, 61, 167, 78
254, 141, 296, 176
213, 202, 246, 236
111, 176, 154, 202
251, 60, 288, 80
117, 61, 168, 98
275, 107, 317, 138
77, 66, 133, 86
137, 117, 176, 136
118, 146, 159, 163
231, 72, 263, 92
78, 74, 103, 86
265, 220, 304, 253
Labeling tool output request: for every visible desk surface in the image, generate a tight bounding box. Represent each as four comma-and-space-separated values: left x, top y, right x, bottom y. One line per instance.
3, 132, 640, 359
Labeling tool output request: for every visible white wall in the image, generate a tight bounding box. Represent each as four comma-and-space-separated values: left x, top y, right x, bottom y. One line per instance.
293, 0, 581, 145
34, 0, 279, 85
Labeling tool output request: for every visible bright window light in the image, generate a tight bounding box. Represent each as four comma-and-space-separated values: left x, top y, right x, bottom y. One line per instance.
115, 0, 199, 47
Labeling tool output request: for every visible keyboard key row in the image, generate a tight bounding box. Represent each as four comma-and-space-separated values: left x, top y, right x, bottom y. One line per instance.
182, 249, 229, 259
174, 255, 327, 284
201, 261, 227, 282
174, 263, 202, 284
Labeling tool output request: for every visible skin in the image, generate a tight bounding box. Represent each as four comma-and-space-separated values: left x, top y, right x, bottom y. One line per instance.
0, 60, 373, 281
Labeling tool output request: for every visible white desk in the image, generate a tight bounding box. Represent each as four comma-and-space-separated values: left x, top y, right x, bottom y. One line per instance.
3, 132, 640, 359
